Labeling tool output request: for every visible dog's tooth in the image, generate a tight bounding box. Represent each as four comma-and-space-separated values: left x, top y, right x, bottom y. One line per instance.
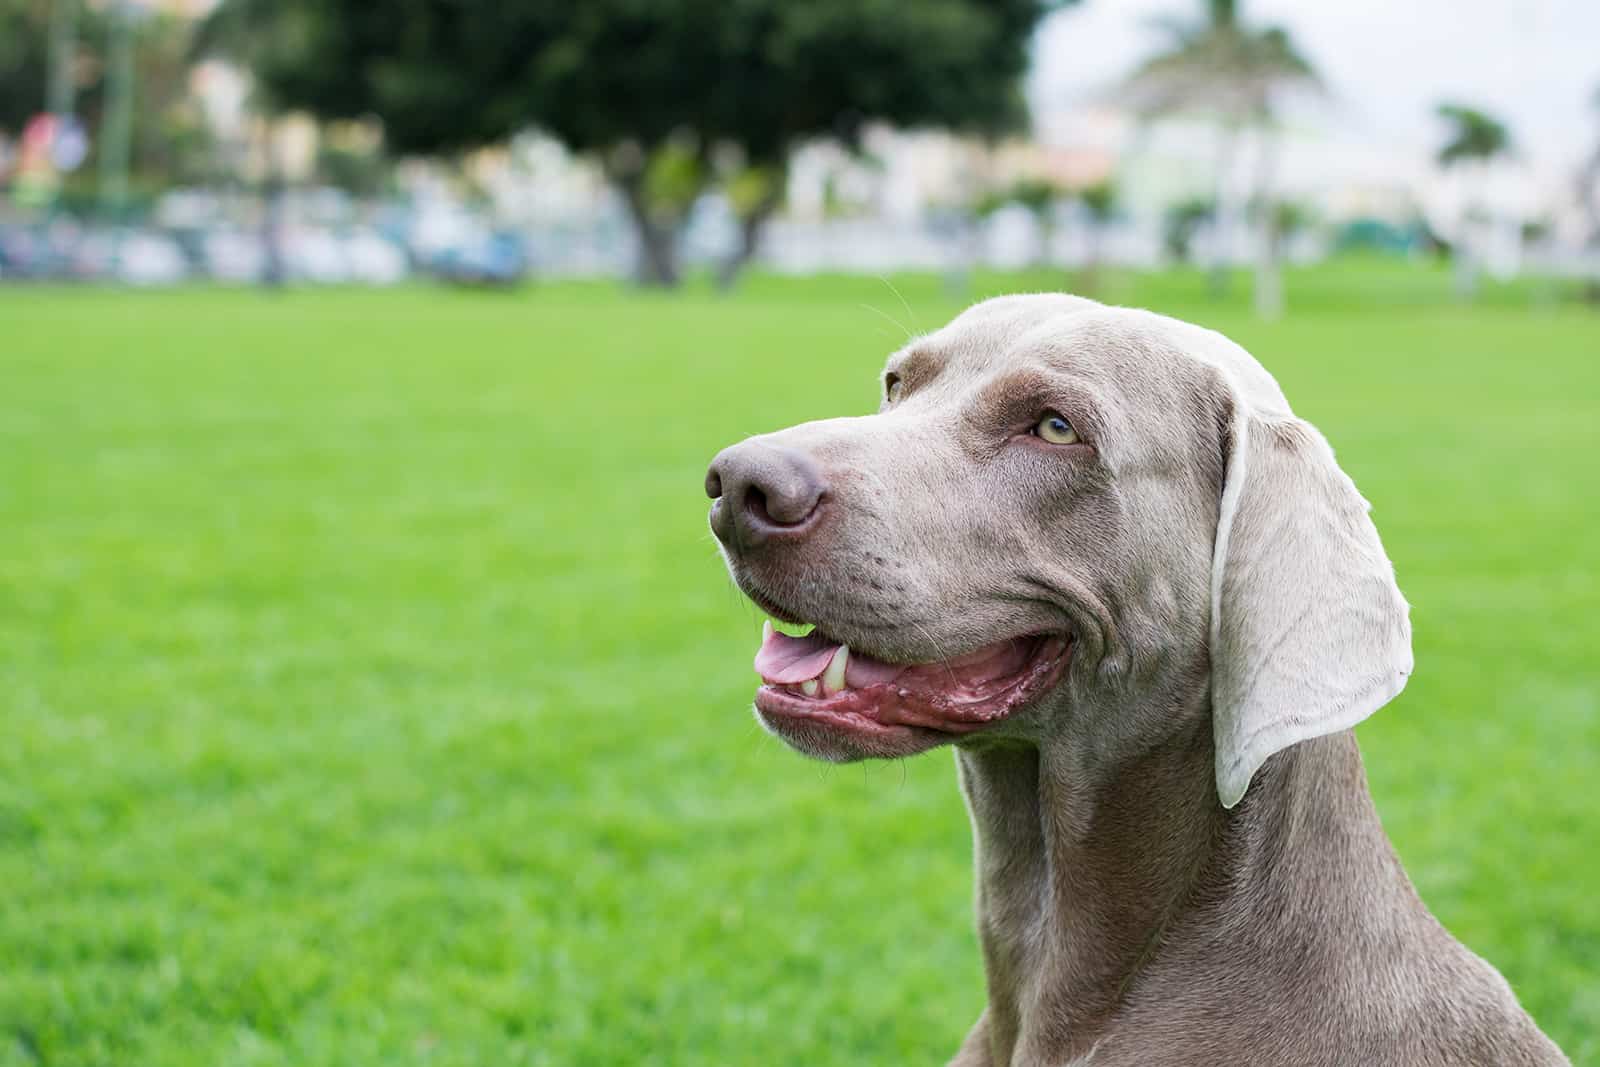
762, 619, 774, 643
822, 645, 850, 695
801, 679, 819, 697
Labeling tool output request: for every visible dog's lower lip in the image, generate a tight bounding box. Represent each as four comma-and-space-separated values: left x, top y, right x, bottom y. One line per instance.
755, 634, 1071, 737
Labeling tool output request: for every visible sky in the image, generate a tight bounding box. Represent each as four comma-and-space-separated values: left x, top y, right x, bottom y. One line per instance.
1028, 0, 1600, 179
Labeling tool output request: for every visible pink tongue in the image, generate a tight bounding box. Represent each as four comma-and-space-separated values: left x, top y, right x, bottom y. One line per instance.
754, 630, 839, 684
753, 629, 909, 687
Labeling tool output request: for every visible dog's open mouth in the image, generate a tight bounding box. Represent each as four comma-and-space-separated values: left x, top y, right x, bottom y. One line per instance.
753, 623, 1071, 739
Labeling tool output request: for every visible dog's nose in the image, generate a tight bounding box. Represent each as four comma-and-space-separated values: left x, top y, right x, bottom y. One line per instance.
705, 442, 826, 549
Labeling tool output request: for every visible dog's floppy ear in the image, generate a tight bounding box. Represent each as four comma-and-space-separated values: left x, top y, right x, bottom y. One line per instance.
1209, 398, 1412, 808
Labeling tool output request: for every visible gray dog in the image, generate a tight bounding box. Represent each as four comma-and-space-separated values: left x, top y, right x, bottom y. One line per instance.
706, 296, 1568, 1066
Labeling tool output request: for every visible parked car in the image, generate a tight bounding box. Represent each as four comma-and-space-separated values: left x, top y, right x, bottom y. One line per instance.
426, 231, 529, 286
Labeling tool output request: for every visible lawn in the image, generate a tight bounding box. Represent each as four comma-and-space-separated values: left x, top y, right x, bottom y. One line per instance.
2, 265, 1596, 1065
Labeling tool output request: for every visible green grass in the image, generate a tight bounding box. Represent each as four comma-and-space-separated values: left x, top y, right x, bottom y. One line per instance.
2, 264, 1596, 1065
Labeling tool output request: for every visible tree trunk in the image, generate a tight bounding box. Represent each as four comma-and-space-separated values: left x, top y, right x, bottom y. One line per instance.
1208, 126, 1237, 300
715, 180, 783, 292
1251, 128, 1284, 320
944, 213, 977, 302
1454, 168, 1482, 302
260, 122, 286, 289
1076, 224, 1102, 296
615, 170, 681, 288
1034, 210, 1053, 269
1452, 247, 1479, 301
1254, 232, 1284, 320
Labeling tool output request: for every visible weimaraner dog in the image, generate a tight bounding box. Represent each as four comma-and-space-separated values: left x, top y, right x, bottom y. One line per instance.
705, 295, 1569, 1066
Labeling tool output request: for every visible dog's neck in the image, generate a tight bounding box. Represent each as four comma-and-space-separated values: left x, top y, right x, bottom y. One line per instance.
956, 715, 1408, 1063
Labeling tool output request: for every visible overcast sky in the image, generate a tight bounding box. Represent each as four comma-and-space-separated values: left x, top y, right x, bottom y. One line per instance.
1028, 0, 1600, 177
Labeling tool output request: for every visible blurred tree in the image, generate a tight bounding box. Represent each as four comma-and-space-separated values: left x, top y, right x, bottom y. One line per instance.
1436, 104, 1512, 168
202, 0, 1069, 288
1122, 0, 1320, 310
1518, 217, 1551, 248
1250, 197, 1314, 318
1075, 178, 1117, 293
968, 174, 1058, 273
0, 0, 61, 135
0, 1, 208, 200
974, 176, 1063, 266
717, 162, 784, 290
316, 120, 390, 199
1435, 102, 1511, 300
1010, 178, 1062, 266
126, 14, 214, 189
1162, 196, 1214, 264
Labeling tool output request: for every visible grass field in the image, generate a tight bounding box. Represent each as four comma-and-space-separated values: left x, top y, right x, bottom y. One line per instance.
3, 264, 1597, 1065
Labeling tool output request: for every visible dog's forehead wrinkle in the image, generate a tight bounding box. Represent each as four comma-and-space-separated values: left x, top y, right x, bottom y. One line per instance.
864, 302, 1264, 519
909, 293, 1100, 376
947, 298, 1288, 419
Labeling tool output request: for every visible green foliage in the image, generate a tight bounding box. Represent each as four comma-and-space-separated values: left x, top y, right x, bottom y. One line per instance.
1163, 196, 1215, 261
1520, 217, 1553, 246
1124, 0, 1320, 123
1436, 102, 1512, 167
128, 16, 216, 186
975, 177, 1115, 228
0, 0, 57, 134
0, 3, 208, 185
723, 163, 785, 220
203, 0, 1066, 162
975, 176, 1063, 219
972, 189, 1008, 219
0, 268, 1596, 1064
1007, 177, 1061, 215
1250, 195, 1314, 239
1125, 1, 1320, 310
1076, 178, 1118, 221
203, 0, 1069, 285
315, 132, 390, 199
641, 138, 709, 220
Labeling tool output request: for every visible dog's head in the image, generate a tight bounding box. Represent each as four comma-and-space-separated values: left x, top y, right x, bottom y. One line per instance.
708, 295, 1411, 806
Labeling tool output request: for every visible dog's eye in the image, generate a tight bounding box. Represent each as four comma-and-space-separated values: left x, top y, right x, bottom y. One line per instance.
885, 374, 903, 404
1032, 412, 1079, 445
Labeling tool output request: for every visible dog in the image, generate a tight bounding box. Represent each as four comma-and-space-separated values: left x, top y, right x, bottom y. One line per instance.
705, 295, 1569, 1065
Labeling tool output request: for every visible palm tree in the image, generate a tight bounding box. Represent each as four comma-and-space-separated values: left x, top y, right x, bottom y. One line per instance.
1121, 0, 1320, 311
1436, 104, 1512, 167
1435, 102, 1512, 300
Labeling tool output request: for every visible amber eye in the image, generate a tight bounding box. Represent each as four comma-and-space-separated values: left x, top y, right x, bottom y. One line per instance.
1032, 412, 1079, 445
885, 373, 903, 404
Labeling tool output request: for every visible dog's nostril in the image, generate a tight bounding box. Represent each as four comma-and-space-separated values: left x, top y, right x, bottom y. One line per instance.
745, 486, 774, 526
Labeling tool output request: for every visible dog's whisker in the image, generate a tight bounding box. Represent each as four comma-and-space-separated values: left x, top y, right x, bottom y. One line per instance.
875, 273, 921, 339
911, 620, 961, 690
858, 301, 913, 341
